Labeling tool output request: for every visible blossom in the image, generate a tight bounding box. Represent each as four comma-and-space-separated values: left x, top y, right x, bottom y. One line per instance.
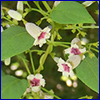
54, 55, 81, 79
64, 38, 86, 60
17, 1, 23, 14
27, 74, 45, 92
8, 10, 22, 21
54, 57, 75, 78
25, 22, 51, 47
8, 1, 23, 21
4, 58, 11, 66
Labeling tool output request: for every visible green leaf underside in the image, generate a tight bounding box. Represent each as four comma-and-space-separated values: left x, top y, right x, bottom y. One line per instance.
76, 56, 99, 93
1, 26, 34, 61
50, 1, 95, 24
1, 75, 28, 99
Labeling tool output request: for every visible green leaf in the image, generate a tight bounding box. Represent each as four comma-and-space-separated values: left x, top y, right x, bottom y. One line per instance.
1, 75, 28, 99
1, 26, 34, 61
1, 70, 5, 76
76, 56, 99, 93
50, 1, 95, 24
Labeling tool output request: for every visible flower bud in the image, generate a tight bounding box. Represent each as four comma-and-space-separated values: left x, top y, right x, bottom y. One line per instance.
17, 1, 23, 14
8, 10, 22, 21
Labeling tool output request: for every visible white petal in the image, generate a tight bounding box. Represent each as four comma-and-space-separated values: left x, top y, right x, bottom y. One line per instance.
58, 58, 65, 64
62, 72, 69, 77
79, 47, 86, 53
27, 74, 34, 80
82, 1, 93, 7
71, 38, 81, 48
35, 74, 43, 79
1, 26, 3, 32
67, 55, 81, 69
82, 55, 85, 60
8, 10, 22, 21
38, 39, 46, 47
45, 32, 51, 39
4, 58, 11, 66
17, 1, 23, 13
25, 23, 42, 38
40, 79, 45, 87
71, 44, 79, 48
57, 64, 64, 72
64, 48, 71, 54
31, 86, 40, 92
42, 26, 51, 34
69, 70, 75, 79
53, 1, 61, 7
54, 57, 60, 63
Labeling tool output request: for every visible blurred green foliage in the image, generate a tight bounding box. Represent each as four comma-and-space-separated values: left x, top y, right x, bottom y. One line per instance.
1, 1, 99, 99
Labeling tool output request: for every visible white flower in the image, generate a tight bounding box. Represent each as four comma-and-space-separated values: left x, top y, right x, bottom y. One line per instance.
17, 1, 23, 14
64, 38, 86, 60
54, 57, 75, 78
4, 58, 11, 66
27, 74, 46, 92
82, 1, 94, 7
25, 22, 51, 47
8, 10, 22, 21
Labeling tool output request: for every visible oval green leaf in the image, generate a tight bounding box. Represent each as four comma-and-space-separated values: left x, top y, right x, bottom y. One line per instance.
76, 56, 99, 93
1, 75, 28, 99
50, 1, 95, 24
1, 26, 34, 61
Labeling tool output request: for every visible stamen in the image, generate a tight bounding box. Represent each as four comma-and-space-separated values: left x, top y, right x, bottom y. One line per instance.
30, 78, 40, 87
71, 48, 81, 55
62, 64, 70, 72
38, 32, 46, 41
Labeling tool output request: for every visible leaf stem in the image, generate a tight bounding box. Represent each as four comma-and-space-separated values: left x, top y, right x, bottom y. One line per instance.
41, 87, 61, 99
1, 17, 16, 25
29, 50, 36, 74
90, 47, 99, 53
42, 1, 51, 11
62, 25, 99, 30
22, 59, 31, 75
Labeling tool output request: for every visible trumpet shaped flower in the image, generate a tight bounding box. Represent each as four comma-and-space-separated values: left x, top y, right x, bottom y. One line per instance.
25, 22, 51, 47
27, 74, 45, 92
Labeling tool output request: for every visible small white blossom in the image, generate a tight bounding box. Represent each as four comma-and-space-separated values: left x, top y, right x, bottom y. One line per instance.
25, 22, 51, 47
17, 1, 23, 14
54, 57, 75, 78
65, 38, 86, 60
27, 74, 46, 92
4, 58, 11, 66
8, 10, 22, 21
82, 1, 94, 7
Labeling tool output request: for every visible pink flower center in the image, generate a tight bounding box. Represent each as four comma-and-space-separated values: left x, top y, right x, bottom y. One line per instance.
71, 48, 81, 55
38, 32, 46, 41
62, 64, 70, 72
30, 78, 40, 87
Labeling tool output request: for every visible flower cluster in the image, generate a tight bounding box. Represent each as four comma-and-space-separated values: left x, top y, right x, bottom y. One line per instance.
54, 38, 86, 80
